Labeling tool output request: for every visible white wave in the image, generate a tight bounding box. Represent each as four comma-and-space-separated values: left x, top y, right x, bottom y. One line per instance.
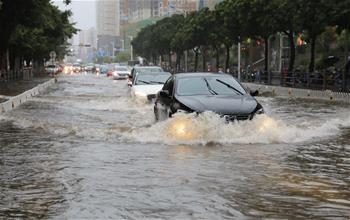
124, 112, 350, 145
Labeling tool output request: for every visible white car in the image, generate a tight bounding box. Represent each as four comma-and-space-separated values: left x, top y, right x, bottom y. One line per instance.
131, 72, 172, 101
45, 64, 58, 75
112, 66, 130, 80
128, 66, 164, 86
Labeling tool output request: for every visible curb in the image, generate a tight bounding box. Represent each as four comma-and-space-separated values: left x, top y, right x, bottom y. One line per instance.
244, 83, 350, 103
0, 78, 57, 113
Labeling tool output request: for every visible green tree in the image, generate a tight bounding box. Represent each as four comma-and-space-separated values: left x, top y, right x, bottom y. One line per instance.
273, 0, 300, 72
0, 0, 76, 70
296, 0, 334, 72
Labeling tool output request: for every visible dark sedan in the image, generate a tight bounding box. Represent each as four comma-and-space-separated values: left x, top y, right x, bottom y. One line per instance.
154, 73, 264, 121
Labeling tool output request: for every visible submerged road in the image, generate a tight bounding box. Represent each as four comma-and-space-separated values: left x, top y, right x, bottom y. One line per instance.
1, 74, 350, 219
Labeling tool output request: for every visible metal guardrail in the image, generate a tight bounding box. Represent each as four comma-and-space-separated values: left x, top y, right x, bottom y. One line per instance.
235, 70, 350, 93
243, 82, 350, 103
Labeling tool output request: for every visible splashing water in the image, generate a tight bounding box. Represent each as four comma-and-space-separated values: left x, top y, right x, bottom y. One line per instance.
125, 112, 350, 145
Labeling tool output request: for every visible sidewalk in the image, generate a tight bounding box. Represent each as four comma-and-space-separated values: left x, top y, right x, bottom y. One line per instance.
0, 77, 50, 102
0, 77, 57, 113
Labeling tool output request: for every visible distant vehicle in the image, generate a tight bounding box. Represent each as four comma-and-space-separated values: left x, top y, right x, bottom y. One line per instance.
85, 63, 95, 73
63, 63, 73, 74
106, 64, 116, 77
154, 73, 264, 121
131, 72, 172, 102
94, 64, 101, 74
45, 64, 58, 75
128, 66, 164, 86
73, 63, 81, 73
99, 65, 110, 74
112, 66, 130, 80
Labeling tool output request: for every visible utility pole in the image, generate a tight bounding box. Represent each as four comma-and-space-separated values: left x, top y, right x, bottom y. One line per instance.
111, 41, 115, 60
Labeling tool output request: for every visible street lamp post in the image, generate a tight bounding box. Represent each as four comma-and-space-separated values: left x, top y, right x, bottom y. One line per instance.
121, 39, 125, 52
111, 41, 115, 60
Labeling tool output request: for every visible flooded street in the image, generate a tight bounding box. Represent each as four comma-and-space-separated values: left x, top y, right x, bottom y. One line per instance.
1, 74, 350, 219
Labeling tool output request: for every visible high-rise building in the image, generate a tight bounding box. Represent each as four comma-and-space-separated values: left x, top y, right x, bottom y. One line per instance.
78, 28, 97, 62
96, 0, 120, 57
123, 0, 160, 23
202, 0, 223, 10
160, 0, 199, 16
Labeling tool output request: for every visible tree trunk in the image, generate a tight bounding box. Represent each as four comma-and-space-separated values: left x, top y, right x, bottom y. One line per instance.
160, 54, 164, 66
168, 52, 172, 69
344, 31, 349, 91
225, 44, 230, 73
202, 48, 207, 72
176, 52, 182, 72
194, 51, 199, 72
309, 36, 317, 73
264, 36, 269, 73
216, 46, 220, 70
288, 32, 296, 72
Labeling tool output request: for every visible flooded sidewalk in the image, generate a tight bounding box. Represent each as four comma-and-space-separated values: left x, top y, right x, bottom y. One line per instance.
0, 77, 51, 102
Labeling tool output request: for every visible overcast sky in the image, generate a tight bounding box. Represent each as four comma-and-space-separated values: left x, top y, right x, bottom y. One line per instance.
53, 0, 96, 30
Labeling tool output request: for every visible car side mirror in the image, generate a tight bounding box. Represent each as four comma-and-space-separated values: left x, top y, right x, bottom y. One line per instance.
159, 90, 170, 98
250, 90, 259, 96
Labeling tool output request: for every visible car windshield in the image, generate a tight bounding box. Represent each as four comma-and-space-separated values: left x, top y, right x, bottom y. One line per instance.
135, 73, 171, 85
176, 76, 246, 96
115, 67, 128, 71
47, 65, 56, 68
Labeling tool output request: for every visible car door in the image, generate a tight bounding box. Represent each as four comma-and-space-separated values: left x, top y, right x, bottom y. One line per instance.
155, 76, 174, 120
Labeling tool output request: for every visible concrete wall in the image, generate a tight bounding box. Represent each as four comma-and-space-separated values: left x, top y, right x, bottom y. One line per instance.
0, 78, 57, 113
244, 83, 350, 103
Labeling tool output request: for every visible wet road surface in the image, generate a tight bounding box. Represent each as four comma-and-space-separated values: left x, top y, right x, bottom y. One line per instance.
1, 74, 350, 219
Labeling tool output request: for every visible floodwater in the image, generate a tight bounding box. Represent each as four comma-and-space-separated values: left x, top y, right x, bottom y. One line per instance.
1, 74, 349, 219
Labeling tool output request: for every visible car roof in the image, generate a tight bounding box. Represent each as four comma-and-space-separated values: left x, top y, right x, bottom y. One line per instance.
137, 71, 171, 76
174, 72, 232, 78
134, 66, 162, 69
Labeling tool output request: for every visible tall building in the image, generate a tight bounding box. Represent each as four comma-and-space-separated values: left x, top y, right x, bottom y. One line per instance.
124, 0, 160, 23
78, 28, 97, 62
160, 0, 199, 16
202, 0, 223, 10
96, 0, 120, 57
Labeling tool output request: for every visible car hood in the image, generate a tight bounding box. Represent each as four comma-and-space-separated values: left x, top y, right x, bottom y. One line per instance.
133, 84, 164, 96
176, 94, 258, 115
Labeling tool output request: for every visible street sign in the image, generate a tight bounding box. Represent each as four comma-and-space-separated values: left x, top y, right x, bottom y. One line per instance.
50, 51, 56, 59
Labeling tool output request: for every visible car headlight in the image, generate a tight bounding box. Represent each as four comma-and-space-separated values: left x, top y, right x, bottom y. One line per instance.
135, 91, 147, 97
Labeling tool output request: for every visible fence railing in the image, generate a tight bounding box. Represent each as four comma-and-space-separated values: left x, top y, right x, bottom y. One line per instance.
235, 70, 350, 93
243, 82, 350, 103
0, 68, 33, 82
